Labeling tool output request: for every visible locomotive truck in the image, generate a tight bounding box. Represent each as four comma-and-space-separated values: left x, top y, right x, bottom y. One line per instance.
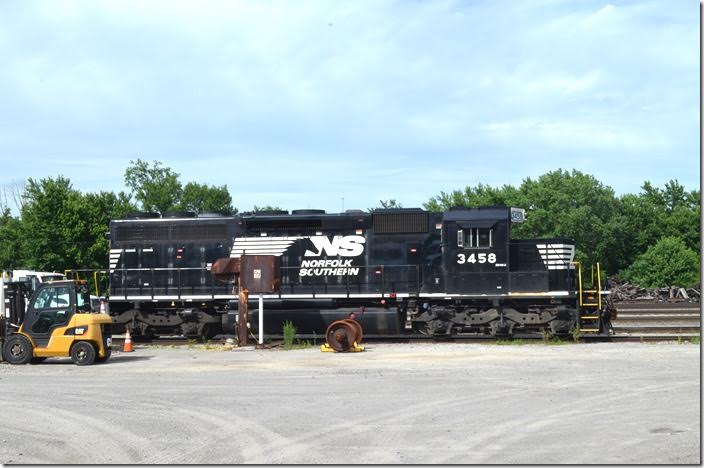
101, 206, 612, 340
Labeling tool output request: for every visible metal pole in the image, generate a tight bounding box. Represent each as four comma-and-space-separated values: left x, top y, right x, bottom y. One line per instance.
0, 274, 5, 319
237, 286, 249, 346
258, 293, 264, 345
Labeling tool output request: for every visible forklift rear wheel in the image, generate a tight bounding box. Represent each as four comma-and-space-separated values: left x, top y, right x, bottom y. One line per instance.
3, 335, 34, 365
71, 341, 97, 366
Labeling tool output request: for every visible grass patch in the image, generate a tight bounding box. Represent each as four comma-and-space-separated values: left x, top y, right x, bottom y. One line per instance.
540, 329, 551, 344
688, 335, 700, 345
495, 335, 574, 346
496, 338, 529, 345
571, 327, 582, 342
283, 321, 296, 350
544, 336, 571, 345
287, 340, 313, 350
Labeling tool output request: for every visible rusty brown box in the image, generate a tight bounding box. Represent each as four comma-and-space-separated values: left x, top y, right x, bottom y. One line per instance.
239, 255, 280, 293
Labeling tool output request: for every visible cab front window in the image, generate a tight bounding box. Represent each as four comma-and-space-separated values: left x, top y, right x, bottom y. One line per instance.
33, 286, 71, 309
457, 228, 493, 249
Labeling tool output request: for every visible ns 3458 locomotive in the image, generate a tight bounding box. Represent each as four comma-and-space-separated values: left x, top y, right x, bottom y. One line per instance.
104, 206, 612, 339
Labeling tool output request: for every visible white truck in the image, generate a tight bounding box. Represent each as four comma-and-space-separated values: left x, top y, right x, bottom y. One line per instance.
7, 270, 67, 289
2, 270, 101, 312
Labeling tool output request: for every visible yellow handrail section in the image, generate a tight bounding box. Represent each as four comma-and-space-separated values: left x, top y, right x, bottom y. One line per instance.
574, 261, 583, 306
596, 262, 602, 310
64, 269, 108, 297
572, 261, 602, 309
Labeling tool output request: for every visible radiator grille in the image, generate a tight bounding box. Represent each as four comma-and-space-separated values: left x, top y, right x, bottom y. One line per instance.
170, 224, 228, 241
245, 219, 323, 231
373, 212, 429, 234
113, 223, 228, 243
114, 225, 169, 242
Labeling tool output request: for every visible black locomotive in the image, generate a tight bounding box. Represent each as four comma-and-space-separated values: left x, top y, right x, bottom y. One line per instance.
105, 206, 610, 338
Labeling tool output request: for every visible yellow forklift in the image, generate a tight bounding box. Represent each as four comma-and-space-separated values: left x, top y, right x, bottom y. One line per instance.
1, 274, 112, 365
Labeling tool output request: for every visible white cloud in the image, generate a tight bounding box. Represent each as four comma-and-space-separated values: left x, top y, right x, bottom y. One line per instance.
0, 0, 697, 210
481, 119, 668, 151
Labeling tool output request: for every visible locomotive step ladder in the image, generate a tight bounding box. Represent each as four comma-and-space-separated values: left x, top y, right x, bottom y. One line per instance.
573, 262, 608, 335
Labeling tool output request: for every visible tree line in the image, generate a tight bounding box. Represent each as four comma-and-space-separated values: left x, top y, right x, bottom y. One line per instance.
0, 162, 699, 287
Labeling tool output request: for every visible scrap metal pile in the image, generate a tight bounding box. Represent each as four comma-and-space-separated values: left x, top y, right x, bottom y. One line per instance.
606, 278, 701, 303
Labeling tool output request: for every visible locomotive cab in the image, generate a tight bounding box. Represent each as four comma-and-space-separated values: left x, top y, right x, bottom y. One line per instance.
442, 207, 511, 295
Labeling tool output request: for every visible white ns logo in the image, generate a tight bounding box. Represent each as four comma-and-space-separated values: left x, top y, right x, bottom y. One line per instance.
304, 235, 366, 257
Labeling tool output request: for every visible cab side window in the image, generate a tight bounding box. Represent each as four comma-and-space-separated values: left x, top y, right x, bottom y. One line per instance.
457, 228, 493, 249
30, 286, 72, 334
76, 288, 92, 312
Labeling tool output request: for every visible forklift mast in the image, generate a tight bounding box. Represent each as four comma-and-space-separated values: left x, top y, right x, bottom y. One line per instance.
1, 274, 28, 335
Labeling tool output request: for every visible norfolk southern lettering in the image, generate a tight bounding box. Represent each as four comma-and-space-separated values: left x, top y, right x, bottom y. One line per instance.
300, 235, 365, 276
299, 259, 360, 276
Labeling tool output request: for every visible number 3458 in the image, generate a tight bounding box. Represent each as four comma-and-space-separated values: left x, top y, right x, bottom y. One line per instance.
457, 253, 496, 264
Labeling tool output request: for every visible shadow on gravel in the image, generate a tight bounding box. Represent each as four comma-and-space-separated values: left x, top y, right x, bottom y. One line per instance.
17, 354, 156, 365
104, 355, 154, 364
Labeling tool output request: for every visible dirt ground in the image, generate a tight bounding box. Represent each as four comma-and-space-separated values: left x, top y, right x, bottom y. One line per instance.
0, 342, 699, 464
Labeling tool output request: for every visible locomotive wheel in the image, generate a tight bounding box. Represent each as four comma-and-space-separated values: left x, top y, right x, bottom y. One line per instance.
341, 319, 363, 343
324, 320, 357, 352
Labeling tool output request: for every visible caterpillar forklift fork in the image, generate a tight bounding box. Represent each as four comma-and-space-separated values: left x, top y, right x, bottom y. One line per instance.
1, 274, 112, 365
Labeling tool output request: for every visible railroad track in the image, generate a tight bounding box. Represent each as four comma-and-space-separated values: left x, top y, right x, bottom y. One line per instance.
110, 302, 701, 347
613, 301, 700, 341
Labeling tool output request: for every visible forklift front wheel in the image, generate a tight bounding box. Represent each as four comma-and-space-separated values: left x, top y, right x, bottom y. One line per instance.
3, 335, 34, 365
71, 341, 97, 366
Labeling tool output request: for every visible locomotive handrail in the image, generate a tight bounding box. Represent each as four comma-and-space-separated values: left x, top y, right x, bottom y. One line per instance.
106, 264, 424, 300
596, 262, 602, 310
64, 268, 109, 296
572, 261, 583, 306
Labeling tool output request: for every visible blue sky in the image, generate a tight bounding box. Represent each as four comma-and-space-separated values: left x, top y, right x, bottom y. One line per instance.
0, 0, 698, 213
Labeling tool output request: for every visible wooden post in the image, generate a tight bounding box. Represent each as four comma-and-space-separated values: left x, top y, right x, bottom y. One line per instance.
238, 286, 249, 346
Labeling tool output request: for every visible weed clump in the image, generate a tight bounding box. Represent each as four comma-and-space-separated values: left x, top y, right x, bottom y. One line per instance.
283, 321, 296, 350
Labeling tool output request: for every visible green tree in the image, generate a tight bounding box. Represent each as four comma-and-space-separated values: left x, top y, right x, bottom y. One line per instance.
622, 236, 700, 287
18, 177, 138, 272
367, 199, 404, 212
80, 191, 137, 269
425, 183, 522, 212
124, 159, 183, 213
0, 209, 24, 269
20, 176, 84, 271
378, 199, 403, 209
180, 182, 235, 215
124, 159, 236, 215
251, 205, 284, 213
616, 181, 700, 272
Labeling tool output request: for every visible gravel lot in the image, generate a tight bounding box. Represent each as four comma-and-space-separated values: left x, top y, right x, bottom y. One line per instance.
0, 342, 699, 464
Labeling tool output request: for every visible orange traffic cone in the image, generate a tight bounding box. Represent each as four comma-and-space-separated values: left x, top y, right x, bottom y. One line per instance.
123, 328, 134, 353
